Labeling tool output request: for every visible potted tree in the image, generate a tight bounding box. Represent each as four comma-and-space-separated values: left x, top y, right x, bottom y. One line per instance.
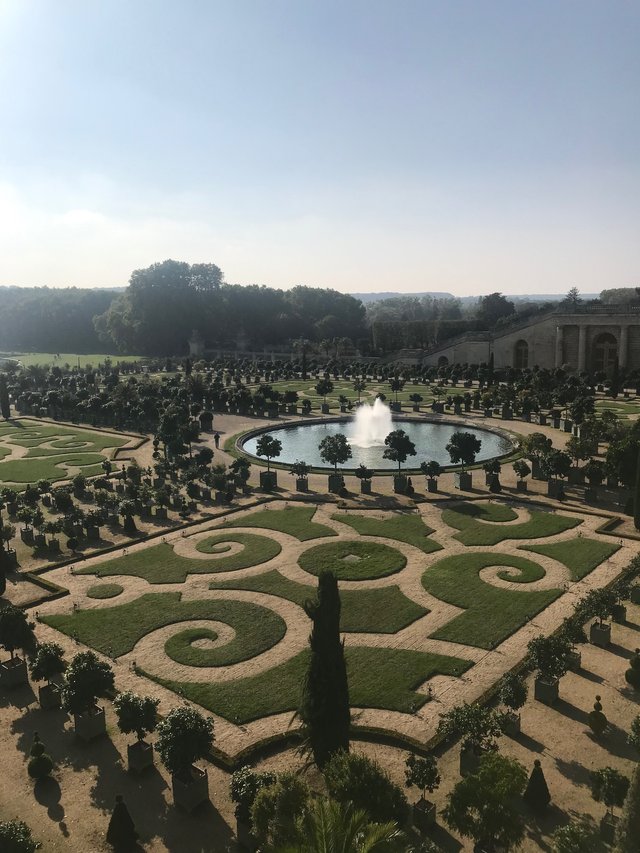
315, 378, 334, 414
528, 633, 571, 705
583, 459, 606, 502
61, 651, 115, 741
156, 705, 214, 812
437, 703, 502, 777
624, 648, 640, 690
29, 642, 66, 709
446, 431, 482, 491
499, 672, 528, 736
590, 766, 630, 843
420, 460, 442, 493
409, 393, 423, 412
483, 459, 501, 490
512, 459, 531, 493
290, 460, 310, 493
541, 449, 571, 500
17, 507, 34, 546
318, 434, 352, 493
521, 433, 552, 479
113, 690, 159, 773
560, 618, 587, 672
383, 429, 417, 494
230, 457, 252, 495
230, 766, 277, 850
0, 603, 37, 688
354, 463, 374, 495
255, 434, 282, 490
580, 587, 617, 647
405, 753, 440, 831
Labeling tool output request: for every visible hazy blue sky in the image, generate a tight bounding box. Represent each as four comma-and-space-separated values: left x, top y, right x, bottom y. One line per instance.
1, 0, 638, 295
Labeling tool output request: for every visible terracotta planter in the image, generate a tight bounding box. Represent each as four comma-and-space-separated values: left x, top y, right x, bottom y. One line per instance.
455, 471, 472, 491
172, 765, 209, 812
259, 471, 278, 491
412, 797, 436, 831
38, 683, 62, 710
534, 676, 559, 705
127, 740, 154, 773
74, 705, 106, 741
567, 468, 585, 485
0, 657, 28, 689
590, 622, 611, 648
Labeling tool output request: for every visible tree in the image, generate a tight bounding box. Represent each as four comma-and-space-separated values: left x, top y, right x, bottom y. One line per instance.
251, 773, 310, 849
443, 753, 527, 851
298, 572, 350, 768
437, 703, 502, 754
477, 293, 515, 327
551, 821, 598, 853
499, 672, 528, 715
0, 374, 10, 419
562, 286, 581, 310
523, 759, 551, 812
405, 754, 440, 801
319, 434, 352, 473
446, 432, 481, 472
29, 642, 66, 684
156, 705, 213, 781
113, 691, 159, 743
389, 377, 405, 403
353, 464, 374, 483
625, 650, 640, 690
353, 378, 367, 402
527, 634, 571, 681
512, 460, 531, 482
290, 460, 310, 480
255, 434, 282, 472
383, 429, 416, 474
0, 819, 38, 853
521, 432, 552, 461
324, 751, 409, 825
61, 651, 115, 715
230, 766, 277, 826
420, 460, 442, 480
287, 798, 403, 853
541, 449, 572, 481
590, 766, 630, 819
0, 603, 37, 660
106, 794, 138, 851
315, 378, 334, 404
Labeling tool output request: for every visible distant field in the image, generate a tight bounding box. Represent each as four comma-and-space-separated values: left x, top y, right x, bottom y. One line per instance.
0, 352, 145, 368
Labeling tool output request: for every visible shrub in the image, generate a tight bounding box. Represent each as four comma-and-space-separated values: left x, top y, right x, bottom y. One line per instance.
230, 766, 277, 825
499, 672, 528, 713
0, 819, 38, 853
551, 821, 598, 853
156, 706, 213, 780
437, 703, 502, 753
251, 773, 310, 848
324, 750, 409, 825
625, 649, 640, 689
29, 642, 66, 684
27, 732, 53, 780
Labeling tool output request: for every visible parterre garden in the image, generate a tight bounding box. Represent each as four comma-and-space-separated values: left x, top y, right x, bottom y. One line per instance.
38, 498, 625, 743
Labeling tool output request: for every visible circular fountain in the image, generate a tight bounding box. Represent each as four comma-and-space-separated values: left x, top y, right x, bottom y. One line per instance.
240, 400, 513, 471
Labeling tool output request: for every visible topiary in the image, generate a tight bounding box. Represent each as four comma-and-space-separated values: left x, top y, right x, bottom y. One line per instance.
523, 759, 551, 812
106, 794, 137, 850
588, 695, 608, 738
625, 649, 640, 689
27, 732, 53, 780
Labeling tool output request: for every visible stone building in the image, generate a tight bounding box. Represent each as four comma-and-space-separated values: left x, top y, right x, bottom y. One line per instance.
419, 306, 640, 375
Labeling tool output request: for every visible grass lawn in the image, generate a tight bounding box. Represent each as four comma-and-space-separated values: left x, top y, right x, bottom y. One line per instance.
77, 534, 280, 583
86, 583, 124, 599
262, 379, 435, 412
211, 569, 428, 633
442, 502, 581, 545
42, 592, 286, 664
224, 505, 337, 540
422, 552, 562, 649
0, 453, 107, 483
520, 537, 620, 581
147, 645, 472, 723
164, 627, 222, 666
298, 540, 406, 580
332, 511, 442, 554
0, 352, 144, 368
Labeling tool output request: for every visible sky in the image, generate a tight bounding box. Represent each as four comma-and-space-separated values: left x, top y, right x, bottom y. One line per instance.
0, 0, 638, 296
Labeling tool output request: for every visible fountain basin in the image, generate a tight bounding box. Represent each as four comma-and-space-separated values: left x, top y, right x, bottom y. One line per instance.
239, 416, 514, 472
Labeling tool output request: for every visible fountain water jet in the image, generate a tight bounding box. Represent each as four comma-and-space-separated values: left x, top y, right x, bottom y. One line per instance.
350, 398, 393, 448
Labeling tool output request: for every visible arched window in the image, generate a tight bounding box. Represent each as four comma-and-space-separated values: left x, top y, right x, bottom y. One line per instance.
593, 333, 618, 375
514, 340, 528, 369
437, 355, 449, 368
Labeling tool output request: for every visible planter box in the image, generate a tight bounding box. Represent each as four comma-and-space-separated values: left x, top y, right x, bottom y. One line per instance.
48, 538, 60, 552
516, 480, 528, 493
85, 525, 100, 541
630, 586, 640, 604
501, 406, 513, 420
531, 459, 545, 480
600, 814, 618, 844
295, 478, 308, 493
328, 473, 344, 494
483, 409, 493, 417
433, 402, 445, 414
585, 487, 599, 503
459, 745, 485, 776
236, 818, 258, 852
606, 475, 619, 489
455, 471, 472, 491
259, 471, 278, 491
359, 480, 372, 495
0, 657, 28, 689
567, 468, 585, 485
501, 711, 521, 736
590, 622, 611, 647
74, 705, 106, 741
390, 402, 401, 412
611, 603, 627, 623
20, 528, 34, 545
127, 740, 154, 773
38, 683, 62, 710
200, 488, 212, 501
453, 404, 462, 416
321, 403, 330, 414
172, 765, 209, 812
427, 479, 438, 493
155, 506, 168, 520
534, 676, 559, 705
153, 477, 165, 488
393, 475, 408, 494
34, 533, 47, 548
412, 798, 436, 831
562, 419, 573, 433
566, 649, 582, 672
547, 480, 564, 500
42, 495, 52, 507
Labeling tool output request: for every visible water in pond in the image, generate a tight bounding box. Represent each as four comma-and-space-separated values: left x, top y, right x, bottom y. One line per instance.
242, 407, 512, 471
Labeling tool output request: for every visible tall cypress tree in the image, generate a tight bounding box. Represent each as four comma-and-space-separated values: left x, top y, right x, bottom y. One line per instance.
0, 375, 10, 420
298, 570, 350, 768
634, 452, 640, 531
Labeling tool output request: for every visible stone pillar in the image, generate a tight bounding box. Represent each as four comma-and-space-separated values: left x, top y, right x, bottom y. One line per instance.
555, 325, 564, 368
619, 325, 628, 368
578, 325, 587, 371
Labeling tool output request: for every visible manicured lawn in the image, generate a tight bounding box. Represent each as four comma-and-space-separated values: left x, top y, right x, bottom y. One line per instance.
520, 537, 620, 581
86, 583, 124, 599
148, 646, 472, 723
0, 351, 144, 368
422, 552, 561, 649
211, 569, 427, 633
0, 453, 106, 483
77, 534, 280, 583
42, 592, 286, 664
442, 502, 581, 545
298, 540, 406, 580
332, 511, 442, 554
164, 627, 221, 666
224, 505, 337, 540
